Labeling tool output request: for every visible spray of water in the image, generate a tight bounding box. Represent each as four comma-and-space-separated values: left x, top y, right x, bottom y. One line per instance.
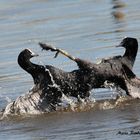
125, 81, 140, 98
1, 64, 137, 118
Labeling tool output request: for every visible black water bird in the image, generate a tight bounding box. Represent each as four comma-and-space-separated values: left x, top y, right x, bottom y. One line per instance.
39, 37, 138, 96
7, 48, 63, 114
17, 37, 139, 99
116, 37, 138, 69
3, 37, 138, 115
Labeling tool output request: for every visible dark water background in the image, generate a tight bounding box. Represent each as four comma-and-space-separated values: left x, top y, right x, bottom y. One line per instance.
0, 0, 140, 139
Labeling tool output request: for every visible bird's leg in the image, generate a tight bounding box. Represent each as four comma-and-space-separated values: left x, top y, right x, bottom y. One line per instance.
39, 42, 76, 61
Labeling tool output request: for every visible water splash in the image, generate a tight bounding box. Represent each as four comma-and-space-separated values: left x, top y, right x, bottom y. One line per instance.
59, 94, 77, 111
1, 91, 136, 120
1, 66, 136, 119
126, 81, 140, 98
55, 95, 135, 113
103, 80, 126, 97
1, 66, 62, 117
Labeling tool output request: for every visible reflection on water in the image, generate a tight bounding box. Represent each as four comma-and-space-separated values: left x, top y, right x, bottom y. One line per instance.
111, 0, 126, 37
112, 0, 125, 21
0, 0, 140, 140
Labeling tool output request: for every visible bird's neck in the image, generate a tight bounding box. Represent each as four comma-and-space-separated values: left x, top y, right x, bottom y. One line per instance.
18, 57, 36, 74
18, 56, 46, 86
123, 46, 138, 67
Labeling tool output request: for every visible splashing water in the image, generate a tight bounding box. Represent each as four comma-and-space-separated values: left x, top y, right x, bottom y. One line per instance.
58, 94, 78, 111
1, 65, 135, 119
103, 80, 126, 97
1, 66, 62, 117
126, 81, 140, 98
1, 89, 136, 120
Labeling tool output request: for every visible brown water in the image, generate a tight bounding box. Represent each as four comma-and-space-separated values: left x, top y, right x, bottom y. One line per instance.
0, 0, 140, 139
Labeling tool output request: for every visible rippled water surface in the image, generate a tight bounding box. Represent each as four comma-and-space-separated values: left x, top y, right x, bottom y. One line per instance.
1, 0, 140, 139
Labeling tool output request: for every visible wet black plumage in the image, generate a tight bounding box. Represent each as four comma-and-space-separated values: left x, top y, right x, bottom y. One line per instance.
18, 49, 63, 107
18, 37, 138, 101
3, 37, 138, 115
